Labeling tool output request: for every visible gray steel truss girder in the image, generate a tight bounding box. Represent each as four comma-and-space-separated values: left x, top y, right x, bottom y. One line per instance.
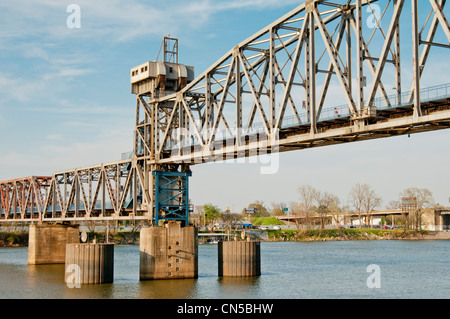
2, 0, 450, 223
147, 0, 450, 165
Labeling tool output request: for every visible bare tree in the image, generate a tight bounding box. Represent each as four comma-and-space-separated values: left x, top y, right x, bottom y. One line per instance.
330, 201, 349, 228
193, 204, 204, 226
222, 212, 243, 231
270, 202, 287, 216
349, 183, 381, 227
349, 183, 365, 226
298, 185, 319, 230
363, 188, 382, 228
386, 200, 401, 210
316, 191, 339, 229
288, 201, 303, 230
400, 187, 434, 231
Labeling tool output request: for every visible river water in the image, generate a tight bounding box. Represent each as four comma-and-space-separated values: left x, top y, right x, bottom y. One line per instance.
0, 240, 448, 299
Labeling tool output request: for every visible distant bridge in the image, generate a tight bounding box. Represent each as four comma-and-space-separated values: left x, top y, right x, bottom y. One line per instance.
277, 207, 450, 230
277, 208, 407, 224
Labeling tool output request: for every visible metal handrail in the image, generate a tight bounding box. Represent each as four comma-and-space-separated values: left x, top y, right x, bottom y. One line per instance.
157, 83, 450, 150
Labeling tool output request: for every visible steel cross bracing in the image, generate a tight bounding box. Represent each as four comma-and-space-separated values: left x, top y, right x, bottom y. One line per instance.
142, 0, 450, 166
0, 177, 52, 221
1, 0, 450, 223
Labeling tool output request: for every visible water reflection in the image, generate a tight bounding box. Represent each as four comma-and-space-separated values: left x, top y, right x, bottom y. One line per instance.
217, 276, 261, 298
1, 241, 449, 299
25, 264, 116, 299
138, 279, 198, 299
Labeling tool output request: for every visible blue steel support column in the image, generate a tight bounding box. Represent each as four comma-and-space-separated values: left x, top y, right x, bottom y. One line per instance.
154, 172, 160, 226
185, 172, 190, 226
152, 170, 192, 226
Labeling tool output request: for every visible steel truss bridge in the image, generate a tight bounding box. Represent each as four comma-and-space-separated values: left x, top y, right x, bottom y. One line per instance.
1, 0, 449, 224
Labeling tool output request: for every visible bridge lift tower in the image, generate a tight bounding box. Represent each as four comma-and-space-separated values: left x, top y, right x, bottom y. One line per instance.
130, 37, 195, 226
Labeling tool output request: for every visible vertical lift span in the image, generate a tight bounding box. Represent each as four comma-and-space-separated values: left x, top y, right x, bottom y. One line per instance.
131, 37, 197, 280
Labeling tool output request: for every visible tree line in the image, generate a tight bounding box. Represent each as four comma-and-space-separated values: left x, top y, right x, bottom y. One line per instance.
195, 184, 436, 231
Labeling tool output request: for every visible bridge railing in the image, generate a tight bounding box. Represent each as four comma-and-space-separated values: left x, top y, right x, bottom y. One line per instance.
160, 83, 450, 151
372, 83, 450, 111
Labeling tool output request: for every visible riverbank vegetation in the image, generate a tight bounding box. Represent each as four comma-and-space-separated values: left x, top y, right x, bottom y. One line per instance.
252, 217, 284, 226
2, 227, 443, 247
0, 229, 141, 247
0, 232, 28, 247
0, 182, 444, 247
265, 228, 432, 241
192, 184, 442, 232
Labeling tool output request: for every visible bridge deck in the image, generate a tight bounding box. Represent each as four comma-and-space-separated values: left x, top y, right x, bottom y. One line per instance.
1, 90, 449, 223
154, 85, 450, 164
1, 0, 450, 223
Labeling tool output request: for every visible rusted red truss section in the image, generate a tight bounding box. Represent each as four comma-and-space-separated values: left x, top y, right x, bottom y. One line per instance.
0, 160, 150, 222
0, 176, 52, 221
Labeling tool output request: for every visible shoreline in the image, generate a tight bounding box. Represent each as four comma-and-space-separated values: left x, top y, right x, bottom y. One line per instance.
1, 229, 449, 247
263, 228, 450, 242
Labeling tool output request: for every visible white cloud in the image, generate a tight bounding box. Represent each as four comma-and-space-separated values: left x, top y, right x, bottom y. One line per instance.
0, 72, 46, 102
42, 68, 93, 80
217, 0, 300, 10
0, 1, 302, 44
0, 122, 133, 179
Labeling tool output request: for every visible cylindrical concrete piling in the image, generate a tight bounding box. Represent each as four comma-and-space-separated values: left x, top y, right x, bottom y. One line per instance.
65, 243, 114, 285
140, 221, 198, 280
218, 241, 261, 277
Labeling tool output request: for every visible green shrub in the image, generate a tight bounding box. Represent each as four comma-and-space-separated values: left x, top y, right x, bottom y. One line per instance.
0, 232, 28, 246
267, 229, 297, 240
252, 217, 284, 226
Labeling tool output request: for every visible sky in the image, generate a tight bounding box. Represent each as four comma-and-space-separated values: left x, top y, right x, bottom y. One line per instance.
0, 0, 449, 213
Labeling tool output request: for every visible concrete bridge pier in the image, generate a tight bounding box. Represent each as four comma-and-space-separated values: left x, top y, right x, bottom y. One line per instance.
139, 221, 198, 280
65, 243, 114, 285
28, 222, 79, 265
218, 240, 261, 277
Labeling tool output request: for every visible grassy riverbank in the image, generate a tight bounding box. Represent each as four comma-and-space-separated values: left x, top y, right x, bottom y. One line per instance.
1, 229, 449, 247
265, 228, 448, 241
0, 231, 139, 247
